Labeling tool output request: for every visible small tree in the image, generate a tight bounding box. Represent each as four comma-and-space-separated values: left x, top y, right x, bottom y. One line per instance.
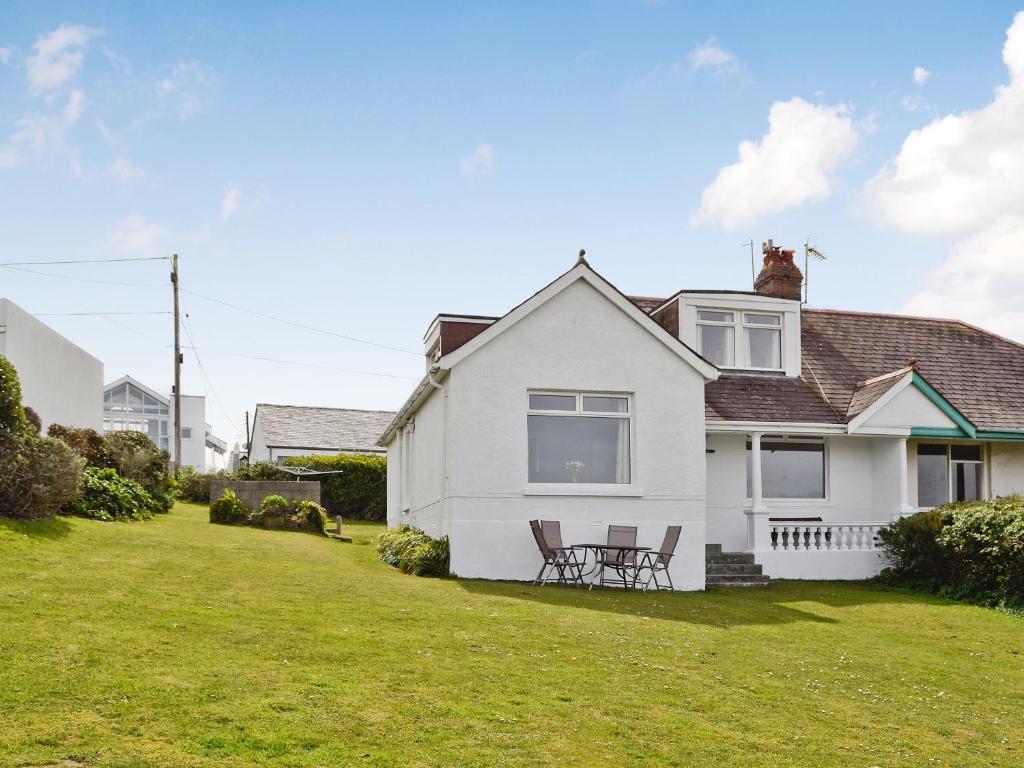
0, 355, 29, 436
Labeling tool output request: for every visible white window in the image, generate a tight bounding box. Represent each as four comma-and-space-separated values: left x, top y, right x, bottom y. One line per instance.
917, 444, 983, 508
746, 439, 826, 499
527, 392, 631, 484
697, 309, 782, 370
181, 427, 193, 439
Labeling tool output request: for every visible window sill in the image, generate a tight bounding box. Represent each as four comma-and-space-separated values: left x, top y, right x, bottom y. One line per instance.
522, 484, 644, 497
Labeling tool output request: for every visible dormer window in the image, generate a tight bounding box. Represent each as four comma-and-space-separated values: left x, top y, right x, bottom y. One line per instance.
697, 309, 782, 370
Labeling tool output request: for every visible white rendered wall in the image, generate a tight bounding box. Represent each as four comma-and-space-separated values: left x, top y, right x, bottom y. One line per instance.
175, 395, 207, 471
436, 280, 710, 589
860, 385, 956, 430
989, 443, 1024, 497
0, 299, 103, 431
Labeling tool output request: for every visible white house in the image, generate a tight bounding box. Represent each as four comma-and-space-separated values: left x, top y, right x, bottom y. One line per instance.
379, 246, 1024, 588
247, 404, 395, 463
0, 298, 103, 431
102, 375, 226, 471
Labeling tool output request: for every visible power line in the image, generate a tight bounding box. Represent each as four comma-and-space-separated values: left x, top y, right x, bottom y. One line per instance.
0, 256, 171, 266
181, 308, 241, 434
34, 311, 171, 316
182, 288, 421, 356
222, 351, 420, 380
1, 264, 166, 287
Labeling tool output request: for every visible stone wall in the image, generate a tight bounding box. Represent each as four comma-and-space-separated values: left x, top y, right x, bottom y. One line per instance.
209, 480, 321, 511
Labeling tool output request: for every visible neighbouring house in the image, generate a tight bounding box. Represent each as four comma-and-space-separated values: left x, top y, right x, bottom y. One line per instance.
246, 404, 396, 463
103, 375, 227, 471
0, 298, 103, 431
379, 245, 1024, 589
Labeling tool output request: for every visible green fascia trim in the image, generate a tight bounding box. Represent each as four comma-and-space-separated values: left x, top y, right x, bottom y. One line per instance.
976, 430, 1024, 442
910, 427, 969, 439
910, 373, 976, 438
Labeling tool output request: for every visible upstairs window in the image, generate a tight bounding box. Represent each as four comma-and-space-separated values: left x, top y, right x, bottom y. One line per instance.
697, 309, 782, 370
528, 392, 630, 484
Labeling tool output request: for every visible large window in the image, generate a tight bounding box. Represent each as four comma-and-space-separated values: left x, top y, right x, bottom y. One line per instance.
917, 444, 983, 507
746, 439, 826, 499
528, 392, 630, 484
697, 310, 782, 370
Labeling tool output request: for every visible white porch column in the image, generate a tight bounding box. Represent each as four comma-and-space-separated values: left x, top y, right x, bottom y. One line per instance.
745, 432, 770, 552
894, 436, 914, 521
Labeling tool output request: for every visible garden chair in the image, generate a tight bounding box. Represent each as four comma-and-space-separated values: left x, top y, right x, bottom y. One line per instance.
593, 525, 638, 589
634, 525, 681, 592
529, 520, 583, 587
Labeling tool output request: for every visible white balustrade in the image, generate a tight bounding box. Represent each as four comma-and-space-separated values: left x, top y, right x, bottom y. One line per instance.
768, 522, 888, 552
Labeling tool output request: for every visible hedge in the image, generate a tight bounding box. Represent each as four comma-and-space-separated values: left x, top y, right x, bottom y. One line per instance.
282, 453, 386, 520
877, 495, 1024, 609
66, 467, 159, 521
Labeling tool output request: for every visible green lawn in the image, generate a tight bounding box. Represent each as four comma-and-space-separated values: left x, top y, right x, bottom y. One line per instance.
1, 504, 1022, 767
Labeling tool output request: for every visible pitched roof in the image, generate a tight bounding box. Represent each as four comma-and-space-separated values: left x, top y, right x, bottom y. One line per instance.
706, 374, 841, 424
255, 404, 396, 453
627, 295, 668, 313
845, 367, 913, 421
802, 309, 1024, 430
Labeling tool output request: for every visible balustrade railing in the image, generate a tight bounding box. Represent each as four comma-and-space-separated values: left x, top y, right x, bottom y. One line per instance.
768, 522, 888, 552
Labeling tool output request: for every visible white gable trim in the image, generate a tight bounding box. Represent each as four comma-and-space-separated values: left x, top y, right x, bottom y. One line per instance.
846, 373, 914, 434
437, 261, 720, 380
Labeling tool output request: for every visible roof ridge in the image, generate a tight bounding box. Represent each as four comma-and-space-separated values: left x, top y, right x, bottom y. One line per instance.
855, 365, 915, 388
256, 403, 397, 414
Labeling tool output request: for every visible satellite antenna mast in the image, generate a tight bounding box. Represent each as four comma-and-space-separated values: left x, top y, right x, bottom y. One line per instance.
803, 239, 827, 306
741, 240, 755, 287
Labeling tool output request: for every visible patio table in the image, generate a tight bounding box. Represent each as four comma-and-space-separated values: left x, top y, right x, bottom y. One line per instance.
570, 544, 651, 589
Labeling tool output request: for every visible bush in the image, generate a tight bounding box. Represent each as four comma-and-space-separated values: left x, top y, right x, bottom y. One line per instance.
234, 462, 290, 481
0, 432, 84, 519
0, 355, 29, 436
878, 496, 1024, 608
48, 424, 111, 467
210, 489, 250, 525
282, 453, 387, 520
65, 467, 158, 521
22, 406, 41, 435
377, 525, 450, 577
294, 499, 329, 534
103, 430, 175, 512
176, 466, 224, 503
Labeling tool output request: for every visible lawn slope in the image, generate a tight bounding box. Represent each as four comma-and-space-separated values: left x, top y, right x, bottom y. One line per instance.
1, 503, 1022, 767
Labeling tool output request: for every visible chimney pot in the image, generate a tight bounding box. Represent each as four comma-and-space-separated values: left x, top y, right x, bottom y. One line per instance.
754, 241, 803, 301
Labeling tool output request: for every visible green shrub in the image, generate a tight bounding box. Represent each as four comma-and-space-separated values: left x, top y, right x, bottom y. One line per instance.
260, 494, 289, 515
878, 496, 1024, 608
22, 406, 41, 435
48, 424, 111, 467
282, 453, 386, 520
0, 432, 84, 519
210, 489, 250, 525
176, 466, 222, 503
234, 462, 289, 481
0, 355, 29, 436
294, 499, 329, 534
377, 525, 450, 577
65, 467, 157, 521
103, 430, 175, 512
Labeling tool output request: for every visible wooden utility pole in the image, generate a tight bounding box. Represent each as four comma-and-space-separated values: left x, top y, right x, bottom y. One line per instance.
171, 254, 182, 474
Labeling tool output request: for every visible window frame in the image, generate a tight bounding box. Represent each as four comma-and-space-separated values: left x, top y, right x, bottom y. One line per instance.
525, 390, 637, 493
916, 442, 986, 509
745, 436, 829, 503
697, 307, 784, 371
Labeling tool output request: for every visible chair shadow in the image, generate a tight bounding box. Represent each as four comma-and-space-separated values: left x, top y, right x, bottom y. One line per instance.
458, 576, 937, 628
0, 514, 75, 540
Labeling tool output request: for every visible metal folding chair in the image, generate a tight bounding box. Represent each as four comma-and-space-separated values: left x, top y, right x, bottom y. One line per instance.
594, 524, 638, 589
529, 520, 583, 586
635, 525, 681, 592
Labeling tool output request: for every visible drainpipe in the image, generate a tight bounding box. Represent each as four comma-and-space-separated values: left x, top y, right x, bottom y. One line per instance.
427, 365, 449, 533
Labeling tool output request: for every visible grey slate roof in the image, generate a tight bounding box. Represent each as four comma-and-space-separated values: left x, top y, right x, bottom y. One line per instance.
254, 404, 396, 453
845, 367, 912, 421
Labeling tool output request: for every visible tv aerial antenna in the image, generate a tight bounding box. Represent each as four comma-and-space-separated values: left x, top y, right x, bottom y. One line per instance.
803, 239, 827, 306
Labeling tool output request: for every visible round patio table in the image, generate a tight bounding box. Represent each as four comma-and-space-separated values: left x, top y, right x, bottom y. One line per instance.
570, 544, 651, 590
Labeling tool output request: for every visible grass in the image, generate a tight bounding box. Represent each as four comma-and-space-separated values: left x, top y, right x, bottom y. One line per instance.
1, 504, 1022, 767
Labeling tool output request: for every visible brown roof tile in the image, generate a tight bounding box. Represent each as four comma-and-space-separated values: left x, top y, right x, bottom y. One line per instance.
706, 374, 841, 423
845, 367, 913, 420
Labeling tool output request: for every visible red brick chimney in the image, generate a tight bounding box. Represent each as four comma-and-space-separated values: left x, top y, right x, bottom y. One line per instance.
754, 240, 803, 301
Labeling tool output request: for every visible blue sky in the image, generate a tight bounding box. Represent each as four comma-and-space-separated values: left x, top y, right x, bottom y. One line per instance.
3, 1, 1024, 451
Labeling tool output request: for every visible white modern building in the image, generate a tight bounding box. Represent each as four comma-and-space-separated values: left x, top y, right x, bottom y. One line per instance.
379, 246, 1024, 589
247, 403, 395, 463
103, 375, 226, 471
0, 298, 103, 431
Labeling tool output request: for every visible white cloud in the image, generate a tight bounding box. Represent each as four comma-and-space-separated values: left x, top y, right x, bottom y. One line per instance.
0, 89, 86, 170
692, 97, 859, 230
157, 60, 213, 119
63, 88, 85, 123
912, 66, 931, 86
221, 184, 241, 221
460, 144, 494, 178
869, 12, 1024, 238
875, 13, 1024, 340
686, 38, 739, 76
109, 215, 163, 255
0, 48, 11, 64
109, 157, 146, 184
26, 24, 99, 94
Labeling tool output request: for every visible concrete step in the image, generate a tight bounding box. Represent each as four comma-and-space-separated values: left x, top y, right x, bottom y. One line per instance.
706, 562, 765, 576
706, 578, 773, 588
705, 552, 756, 565
706, 572, 772, 584
705, 543, 723, 554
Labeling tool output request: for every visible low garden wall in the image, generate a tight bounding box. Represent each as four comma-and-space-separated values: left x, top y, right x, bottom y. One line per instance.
209, 480, 320, 510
